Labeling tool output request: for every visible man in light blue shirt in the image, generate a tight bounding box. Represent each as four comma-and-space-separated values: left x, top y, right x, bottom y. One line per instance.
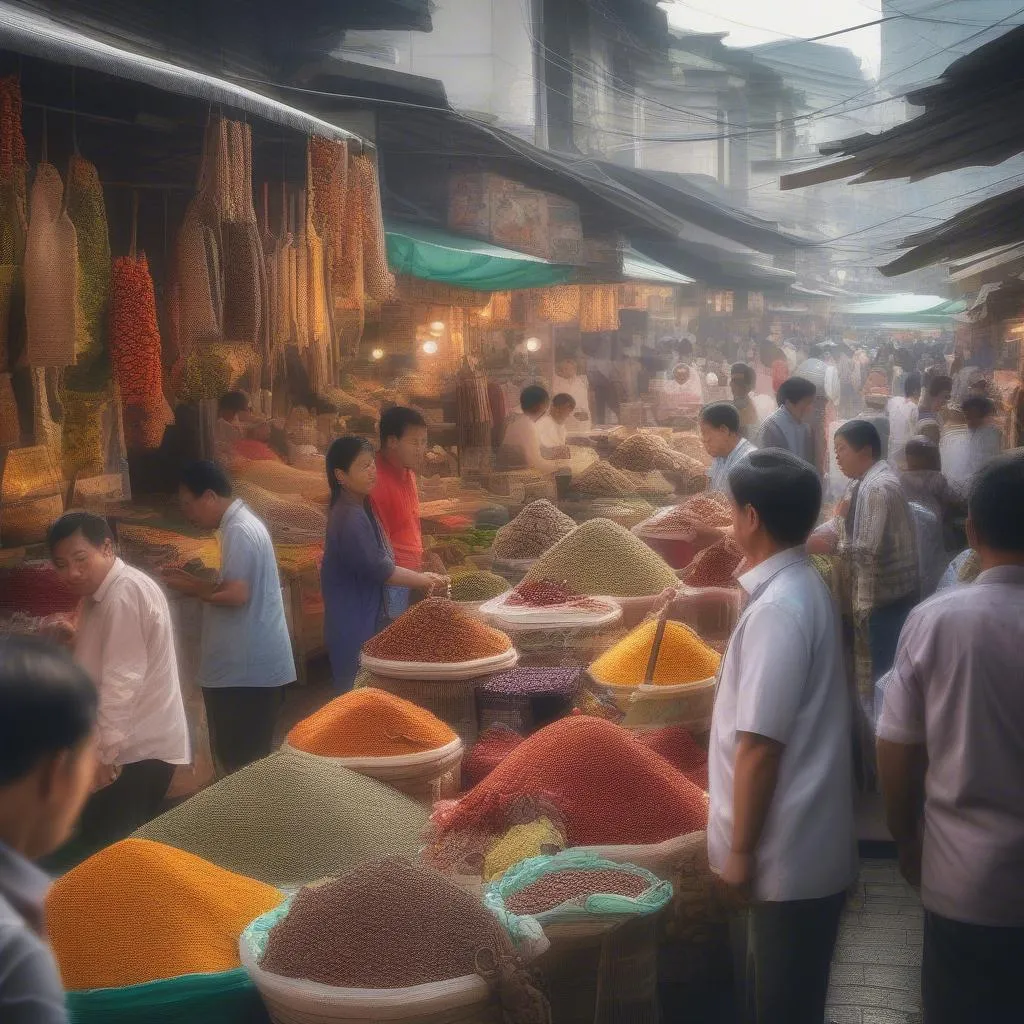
756, 376, 816, 468
165, 461, 295, 776
699, 401, 757, 498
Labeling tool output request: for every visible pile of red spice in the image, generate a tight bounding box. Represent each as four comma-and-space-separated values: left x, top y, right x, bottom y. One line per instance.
436, 716, 708, 846
682, 538, 744, 588
0, 563, 78, 617
633, 726, 709, 792
462, 726, 525, 789
505, 868, 651, 915
363, 598, 512, 663
505, 579, 604, 610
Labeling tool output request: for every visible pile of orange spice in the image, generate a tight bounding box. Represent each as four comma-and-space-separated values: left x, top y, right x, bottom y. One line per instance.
287, 687, 456, 758
590, 619, 720, 687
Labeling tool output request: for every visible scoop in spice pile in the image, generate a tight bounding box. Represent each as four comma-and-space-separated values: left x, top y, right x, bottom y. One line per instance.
492, 499, 576, 561
47, 838, 283, 990
633, 725, 709, 791
258, 856, 550, 1021
363, 597, 513, 663
450, 569, 511, 602
286, 687, 456, 758
134, 750, 429, 888
590, 619, 720, 688
681, 536, 744, 588
433, 716, 708, 847
521, 518, 679, 597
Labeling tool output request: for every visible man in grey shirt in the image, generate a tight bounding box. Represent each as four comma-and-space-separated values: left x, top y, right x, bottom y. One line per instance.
756, 376, 817, 468
0, 637, 99, 1023
878, 452, 1024, 1024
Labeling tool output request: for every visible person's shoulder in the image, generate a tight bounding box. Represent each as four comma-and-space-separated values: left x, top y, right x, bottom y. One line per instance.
230, 504, 274, 545
0, 917, 67, 1016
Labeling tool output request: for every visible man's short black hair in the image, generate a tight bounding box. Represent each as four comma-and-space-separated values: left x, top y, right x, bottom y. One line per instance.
905, 436, 940, 472
730, 362, 755, 388
0, 636, 97, 785
928, 374, 953, 398
180, 460, 232, 498
835, 419, 882, 459
520, 384, 550, 414
962, 395, 996, 420
729, 449, 822, 546
551, 393, 577, 410
904, 372, 922, 398
379, 406, 427, 446
700, 401, 741, 433
970, 452, 1024, 552
777, 376, 816, 407
47, 511, 113, 553
218, 390, 249, 415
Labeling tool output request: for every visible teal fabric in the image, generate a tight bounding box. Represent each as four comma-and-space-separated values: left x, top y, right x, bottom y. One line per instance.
484, 851, 672, 931
622, 250, 694, 285
66, 968, 266, 1024
385, 221, 575, 290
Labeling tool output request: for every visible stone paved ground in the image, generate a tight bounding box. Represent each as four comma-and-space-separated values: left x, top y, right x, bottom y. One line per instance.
827, 859, 924, 1024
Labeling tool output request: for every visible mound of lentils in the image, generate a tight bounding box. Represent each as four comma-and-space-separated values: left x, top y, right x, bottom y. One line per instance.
609, 432, 684, 473
573, 461, 636, 498
363, 598, 512, 663
450, 570, 511, 603
492, 500, 576, 561
522, 519, 679, 597
260, 856, 519, 988
504, 868, 651, 915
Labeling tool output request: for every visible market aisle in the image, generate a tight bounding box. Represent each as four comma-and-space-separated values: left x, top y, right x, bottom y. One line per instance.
826, 859, 924, 1024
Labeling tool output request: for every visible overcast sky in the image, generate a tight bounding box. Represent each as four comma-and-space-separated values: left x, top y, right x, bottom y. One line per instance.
661, 0, 883, 77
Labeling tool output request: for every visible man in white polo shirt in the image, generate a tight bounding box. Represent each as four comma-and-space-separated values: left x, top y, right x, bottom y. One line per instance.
708, 448, 856, 1024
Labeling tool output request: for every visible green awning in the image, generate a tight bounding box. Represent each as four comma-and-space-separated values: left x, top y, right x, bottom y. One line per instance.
385, 221, 575, 290
840, 293, 965, 319
622, 249, 694, 285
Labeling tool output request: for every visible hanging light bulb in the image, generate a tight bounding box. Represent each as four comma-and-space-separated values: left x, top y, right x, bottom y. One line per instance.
371, 348, 385, 361
421, 339, 439, 355
429, 321, 445, 336
525, 336, 541, 353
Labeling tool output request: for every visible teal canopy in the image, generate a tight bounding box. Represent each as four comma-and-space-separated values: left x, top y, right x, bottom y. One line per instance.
385, 221, 575, 290
622, 249, 694, 285
840, 294, 965, 320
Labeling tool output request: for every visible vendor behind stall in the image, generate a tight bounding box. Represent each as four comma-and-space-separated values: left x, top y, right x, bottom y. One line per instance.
213, 390, 270, 464
498, 386, 571, 475
700, 403, 757, 498
372, 407, 428, 617
537, 393, 576, 454
551, 356, 591, 433
322, 437, 448, 693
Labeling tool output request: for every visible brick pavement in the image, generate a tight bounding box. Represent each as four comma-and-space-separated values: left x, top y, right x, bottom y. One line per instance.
827, 859, 924, 1024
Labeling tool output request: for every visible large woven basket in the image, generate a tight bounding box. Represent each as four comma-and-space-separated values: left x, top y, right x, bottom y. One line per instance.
359, 672, 483, 747
622, 677, 717, 738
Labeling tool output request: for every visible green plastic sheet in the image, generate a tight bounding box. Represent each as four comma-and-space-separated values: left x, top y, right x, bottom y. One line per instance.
385, 221, 575, 291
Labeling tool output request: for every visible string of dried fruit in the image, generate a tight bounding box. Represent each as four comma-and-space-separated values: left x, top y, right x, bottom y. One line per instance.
337, 152, 365, 314
305, 161, 329, 352
353, 152, 394, 303
59, 384, 106, 478
65, 155, 111, 364
308, 136, 347, 289
175, 203, 221, 353
537, 284, 579, 324
109, 253, 167, 449
579, 285, 619, 332
0, 75, 26, 182
25, 164, 78, 367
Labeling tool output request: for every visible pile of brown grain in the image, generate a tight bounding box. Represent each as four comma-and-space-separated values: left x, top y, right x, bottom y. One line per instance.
492, 499, 576, 561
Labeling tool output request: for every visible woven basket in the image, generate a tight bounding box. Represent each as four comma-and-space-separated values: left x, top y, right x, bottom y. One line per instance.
622, 678, 717, 738
281, 741, 464, 807
534, 915, 659, 1024
361, 673, 482, 747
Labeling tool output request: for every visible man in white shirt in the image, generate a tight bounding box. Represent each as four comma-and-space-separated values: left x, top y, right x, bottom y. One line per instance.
536, 393, 576, 453
47, 511, 190, 863
699, 401, 756, 498
886, 372, 921, 469
498, 385, 571, 476
551, 357, 591, 434
709, 449, 856, 1024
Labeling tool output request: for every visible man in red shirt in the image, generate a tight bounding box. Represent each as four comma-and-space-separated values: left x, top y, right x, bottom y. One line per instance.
372, 407, 429, 616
